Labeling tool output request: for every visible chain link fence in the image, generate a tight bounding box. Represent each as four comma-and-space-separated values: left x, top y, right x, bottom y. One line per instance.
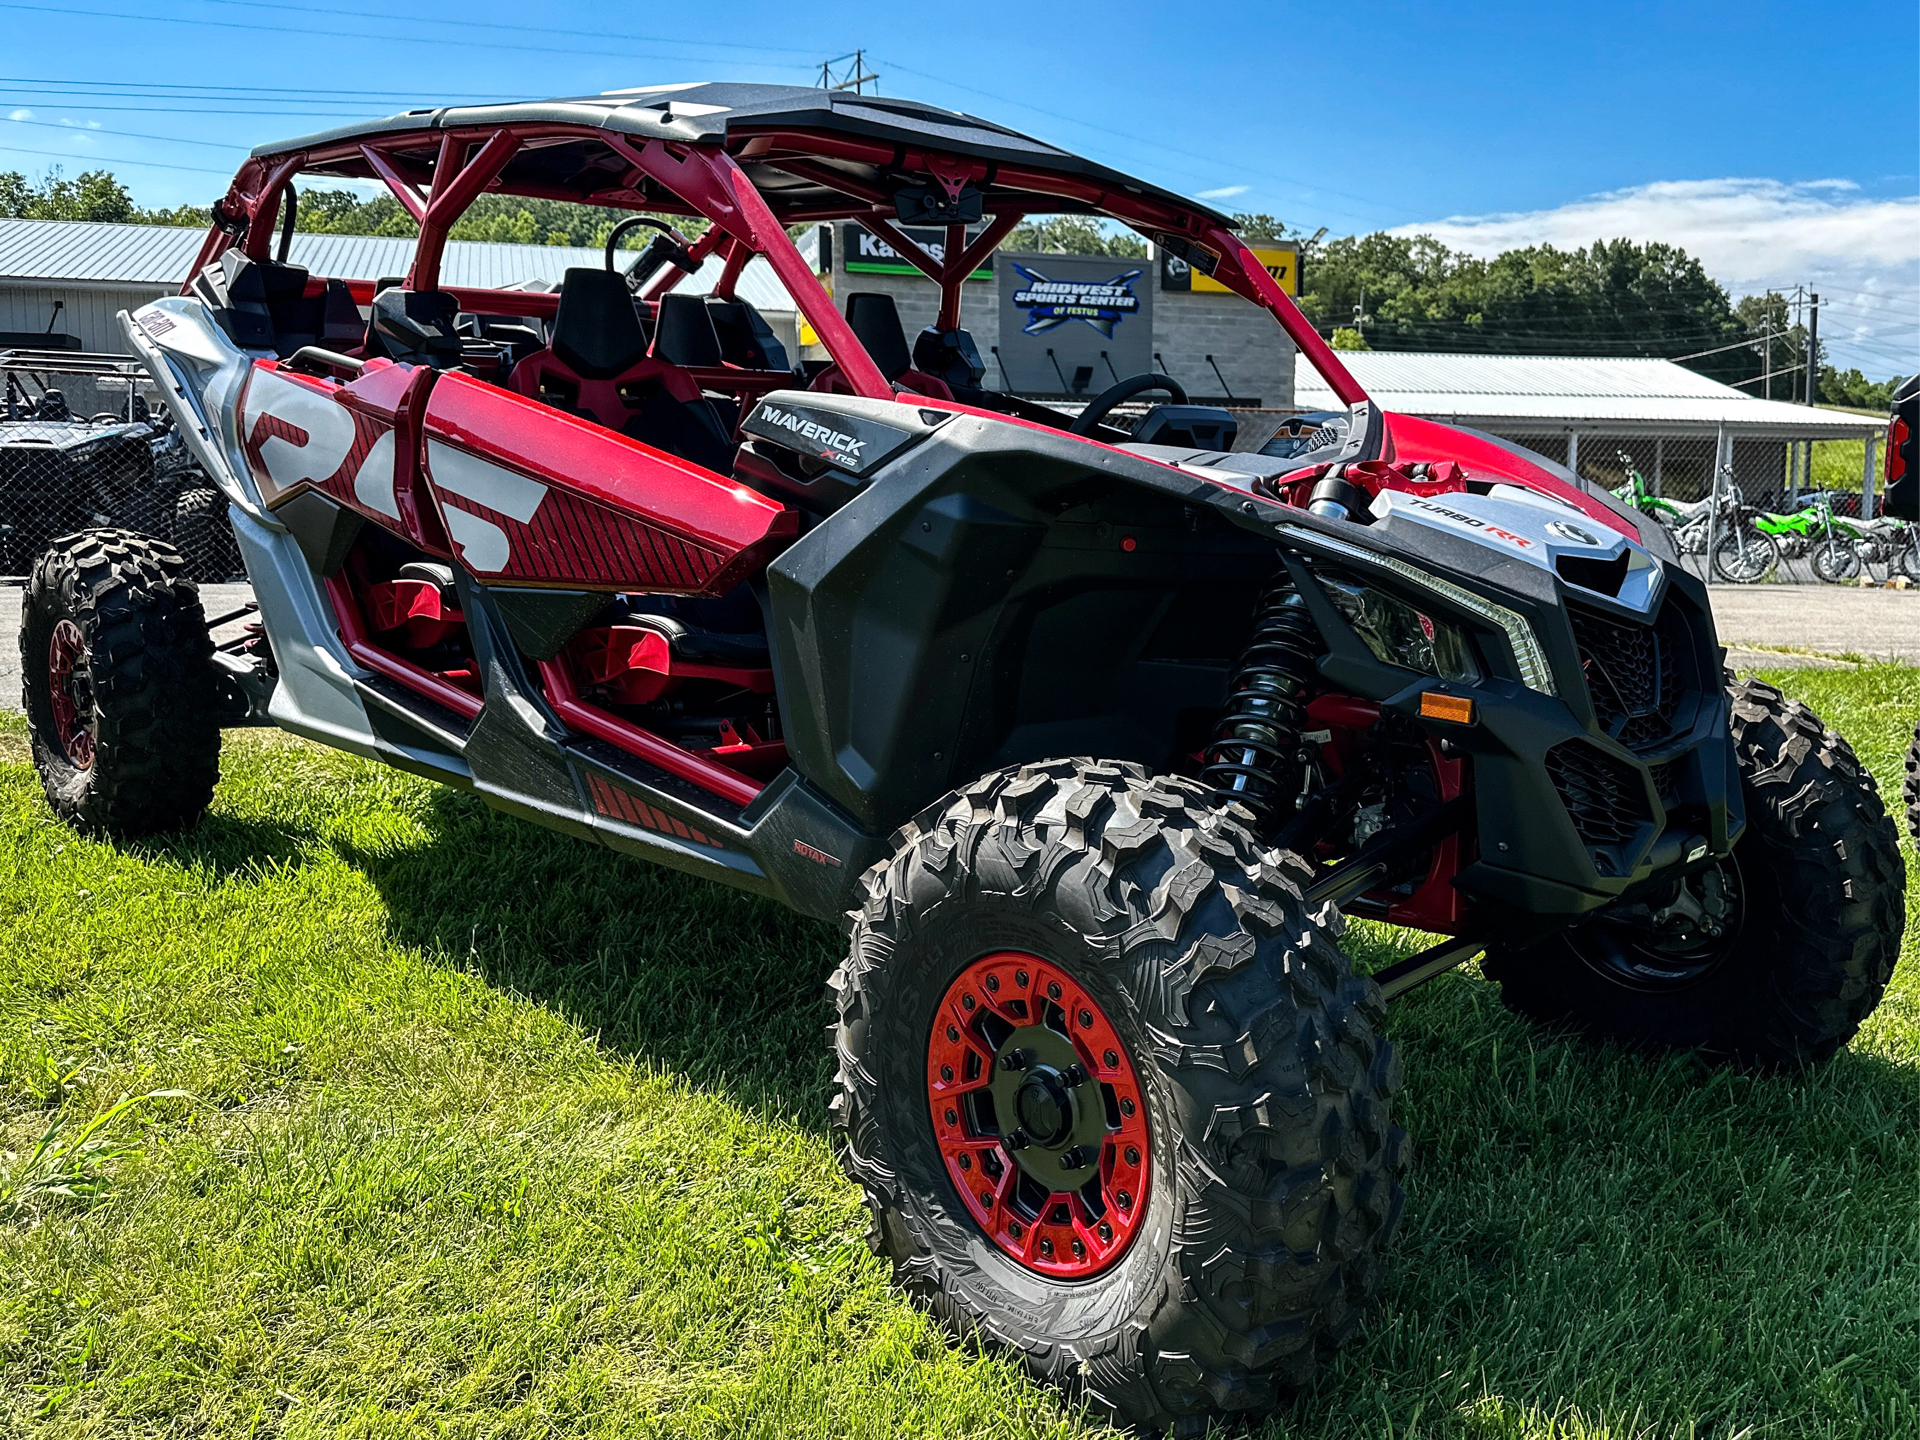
1489, 428, 1896, 587
0, 349, 238, 581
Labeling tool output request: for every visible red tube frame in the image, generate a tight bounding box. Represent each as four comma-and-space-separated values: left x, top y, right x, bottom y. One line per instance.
536, 656, 765, 808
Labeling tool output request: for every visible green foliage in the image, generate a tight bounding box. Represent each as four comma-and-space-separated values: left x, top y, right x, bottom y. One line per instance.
1821, 366, 1909, 413
1299, 233, 1770, 384
1330, 326, 1370, 350
0, 168, 206, 227
292, 187, 707, 249
1229, 211, 1294, 244
1002, 214, 1145, 258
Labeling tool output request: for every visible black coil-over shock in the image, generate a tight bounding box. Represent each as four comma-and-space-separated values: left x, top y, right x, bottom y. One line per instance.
1200, 575, 1322, 833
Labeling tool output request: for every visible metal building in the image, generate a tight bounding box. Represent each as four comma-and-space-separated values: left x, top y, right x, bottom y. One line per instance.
1293, 351, 1889, 510
0, 216, 802, 356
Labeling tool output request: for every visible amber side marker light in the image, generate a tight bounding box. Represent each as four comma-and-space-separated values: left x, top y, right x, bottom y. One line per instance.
1420, 692, 1475, 724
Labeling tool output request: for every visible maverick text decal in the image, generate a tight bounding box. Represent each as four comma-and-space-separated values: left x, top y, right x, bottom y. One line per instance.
753, 403, 867, 470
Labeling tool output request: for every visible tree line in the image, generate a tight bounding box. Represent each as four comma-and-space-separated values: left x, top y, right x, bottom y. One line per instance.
0, 167, 1903, 408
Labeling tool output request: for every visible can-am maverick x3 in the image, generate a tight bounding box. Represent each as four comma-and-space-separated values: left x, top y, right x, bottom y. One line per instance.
19, 83, 1903, 1433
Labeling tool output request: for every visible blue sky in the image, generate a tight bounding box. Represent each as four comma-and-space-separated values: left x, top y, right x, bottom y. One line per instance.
2, 0, 1914, 373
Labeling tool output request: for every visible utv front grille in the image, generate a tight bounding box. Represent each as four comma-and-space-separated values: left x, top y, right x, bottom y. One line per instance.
1546, 739, 1652, 849
1568, 602, 1686, 752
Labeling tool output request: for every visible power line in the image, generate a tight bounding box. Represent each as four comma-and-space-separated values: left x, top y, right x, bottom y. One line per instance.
0, 74, 513, 98
2, 115, 247, 151
0, 142, 234, 176
0, 3, 821, 69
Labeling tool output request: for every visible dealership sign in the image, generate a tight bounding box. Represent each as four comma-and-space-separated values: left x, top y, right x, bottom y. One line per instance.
841, 223, 994, 280
1007, 263, 1144, 337
994, 250, 1154, 397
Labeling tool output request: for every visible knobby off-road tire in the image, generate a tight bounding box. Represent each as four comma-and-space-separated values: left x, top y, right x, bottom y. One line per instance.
1486, 679, 1904, 1068
172, 488, 241, 582
830, 758, 1408, 1433
21, 529, 222, 837
1903, 719, 1920, 844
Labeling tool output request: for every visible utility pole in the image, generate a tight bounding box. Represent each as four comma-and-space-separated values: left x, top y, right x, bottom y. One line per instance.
1805, 292, 1819, 405
819, 51, 879, 94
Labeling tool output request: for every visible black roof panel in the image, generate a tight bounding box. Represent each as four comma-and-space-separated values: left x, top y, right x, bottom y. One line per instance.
249, 82, 1231, 225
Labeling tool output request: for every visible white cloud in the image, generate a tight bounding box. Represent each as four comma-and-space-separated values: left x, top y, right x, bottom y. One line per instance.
6, 108, 32, 122
1394, 178, 1919, 375
1196, 183, 1249, 200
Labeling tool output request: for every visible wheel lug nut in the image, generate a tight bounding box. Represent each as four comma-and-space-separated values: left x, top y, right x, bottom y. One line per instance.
985, 975, 999, 992
1098, 1222, 1113, 1242
1103, 1049, 1118, 1068
1071, 1239, 1085, 1258
1117, 1190, 1133, 1210
1015, 970, 1029, 987
940, 1065, 953, 1082
980, 1190, 993, 1207
1077, 1009, 1093, 1029
1039, 1238, 1054, 1257
1005, 1128, 1030, 1151
1060, 1147, 1090, 1170
999, 1048, 1029, 1071
962, 994, 975, 1010
944, 1109, 957, 1126
1047, 982, 1061, 999
1125, 1146, 1140, 1166
1008, 1220, 1022, 1238
958, 1153, 972, 1170
1120, 1097, 1135, 1117
1059, 1063, 1087, 1087
946, 1026, 958, 1041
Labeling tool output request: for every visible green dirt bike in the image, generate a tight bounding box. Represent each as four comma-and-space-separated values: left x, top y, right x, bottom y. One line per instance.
1611, 455, 1777, 583
1763, 492, 1920, 584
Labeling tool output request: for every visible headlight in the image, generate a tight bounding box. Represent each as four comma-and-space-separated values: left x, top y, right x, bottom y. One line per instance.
1280, 524, 1558, 696
1321, 576, 1479, 683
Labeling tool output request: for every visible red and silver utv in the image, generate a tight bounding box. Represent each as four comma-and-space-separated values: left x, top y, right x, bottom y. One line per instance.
16, 83, 1901, 1433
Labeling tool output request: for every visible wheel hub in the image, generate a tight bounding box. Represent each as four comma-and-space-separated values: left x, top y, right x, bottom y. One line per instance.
926, 952, 1151, 1280
1575, 856, 1745, 988
45, 619, 94, 769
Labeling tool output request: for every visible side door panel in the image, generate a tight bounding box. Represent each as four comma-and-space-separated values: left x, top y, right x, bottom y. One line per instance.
420, 373, 795, 594
236, 358, 448, 556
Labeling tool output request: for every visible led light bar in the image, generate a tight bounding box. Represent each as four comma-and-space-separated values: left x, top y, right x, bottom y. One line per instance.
1278, 525, 1559, 697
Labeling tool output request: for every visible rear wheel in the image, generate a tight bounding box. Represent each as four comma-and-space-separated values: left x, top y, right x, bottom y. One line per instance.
1710, 520, 1777, 583
831, 759, 1407, 1432
21, 529, 222, 837
172, 488, 241, 582
1485, 679, 1904, 1068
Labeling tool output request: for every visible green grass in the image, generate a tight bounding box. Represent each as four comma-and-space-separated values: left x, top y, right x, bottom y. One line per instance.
1, 667, 1915, 1439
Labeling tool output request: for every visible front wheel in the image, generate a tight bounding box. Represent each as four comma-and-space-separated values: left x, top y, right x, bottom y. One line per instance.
831, 759, 1407, 1432
21, 529, 222, 836
1810, 537, 1862, 584
1484, 679, 1904, 1068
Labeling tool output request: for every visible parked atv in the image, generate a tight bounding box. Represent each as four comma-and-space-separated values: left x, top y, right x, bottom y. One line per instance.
1, 367, 232, 580
21, 84, 1905, 1434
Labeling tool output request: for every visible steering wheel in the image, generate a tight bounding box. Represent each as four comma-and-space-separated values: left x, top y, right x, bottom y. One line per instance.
604, 216, 697, 293
1069, 372, 1188, 435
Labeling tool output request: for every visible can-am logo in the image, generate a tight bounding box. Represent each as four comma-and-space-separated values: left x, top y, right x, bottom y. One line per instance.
1546, 520, 1602, 546
754, 403, 867, 470
1009, 263, 1143, 337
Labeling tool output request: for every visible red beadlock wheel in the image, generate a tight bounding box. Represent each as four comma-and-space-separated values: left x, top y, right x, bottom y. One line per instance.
926, 950, 1152, 1279
46, 618, 94, 769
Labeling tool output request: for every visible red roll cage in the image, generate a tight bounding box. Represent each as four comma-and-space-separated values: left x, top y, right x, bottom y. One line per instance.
187, 111, 1369, 411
